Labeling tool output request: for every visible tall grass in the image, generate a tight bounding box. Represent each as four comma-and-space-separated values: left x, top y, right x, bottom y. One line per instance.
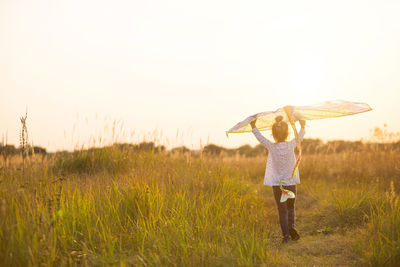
0, 150, 278, 266
357, 182, 400, 266
51, 146, 130, 175
0, 146, 399, 266
299, 151, 400, 266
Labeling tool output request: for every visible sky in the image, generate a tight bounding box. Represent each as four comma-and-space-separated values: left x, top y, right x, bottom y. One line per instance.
1, 0, 400, 151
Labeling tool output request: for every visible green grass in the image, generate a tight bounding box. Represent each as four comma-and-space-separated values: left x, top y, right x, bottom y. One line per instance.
51, 146, 130, 175
357, 182, 400, 266
0, 148, 399, 266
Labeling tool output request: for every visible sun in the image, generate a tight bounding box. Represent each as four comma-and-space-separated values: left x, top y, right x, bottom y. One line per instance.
289, 62, 328, 105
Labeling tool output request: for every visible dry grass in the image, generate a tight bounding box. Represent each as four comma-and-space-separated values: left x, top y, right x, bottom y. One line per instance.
0, 145, 399, 266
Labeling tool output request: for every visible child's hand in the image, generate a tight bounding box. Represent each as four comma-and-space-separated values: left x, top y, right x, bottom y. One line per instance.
299, 120, 306, 128
250, 119, 257, 129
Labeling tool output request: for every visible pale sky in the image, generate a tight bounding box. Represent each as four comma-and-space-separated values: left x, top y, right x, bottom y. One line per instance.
1, 0, 400, 151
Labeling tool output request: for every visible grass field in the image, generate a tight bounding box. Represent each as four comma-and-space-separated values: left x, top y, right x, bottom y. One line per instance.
0, 145, 399, 266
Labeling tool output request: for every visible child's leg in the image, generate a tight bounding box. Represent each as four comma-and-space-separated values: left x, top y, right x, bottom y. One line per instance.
284, 185, 297, 229
284, 185, 300, 240
272, 186, 290, 237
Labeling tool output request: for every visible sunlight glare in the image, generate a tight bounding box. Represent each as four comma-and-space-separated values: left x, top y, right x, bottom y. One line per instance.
289, 62, 327, 105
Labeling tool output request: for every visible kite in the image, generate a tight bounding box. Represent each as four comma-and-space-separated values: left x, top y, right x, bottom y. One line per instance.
226, 100, 372, 202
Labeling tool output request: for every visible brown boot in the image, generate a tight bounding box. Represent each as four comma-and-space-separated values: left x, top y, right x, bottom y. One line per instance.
289, 228, 300, 241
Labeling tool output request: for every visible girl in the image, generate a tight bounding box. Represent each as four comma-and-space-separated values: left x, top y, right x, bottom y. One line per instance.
250, 115, 306, 243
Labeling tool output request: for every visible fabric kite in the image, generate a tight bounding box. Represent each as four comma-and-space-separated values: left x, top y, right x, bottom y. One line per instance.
226, 100, 372, 202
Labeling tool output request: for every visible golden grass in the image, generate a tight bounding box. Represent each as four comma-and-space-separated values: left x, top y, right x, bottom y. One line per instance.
0, 147, 399, 266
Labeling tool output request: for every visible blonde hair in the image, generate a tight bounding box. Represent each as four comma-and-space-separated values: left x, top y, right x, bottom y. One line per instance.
272, 116, 289, 142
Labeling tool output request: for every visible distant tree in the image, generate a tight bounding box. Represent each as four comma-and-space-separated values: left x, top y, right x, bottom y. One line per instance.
236, 144, 252, 156
302, 139, 324, 154
203, 144, 227, 156
235, 144, 266, 157
254, 144, 267, 156
170, 146, 191, 154
369, 124, 400, 143
1, 144, 17, 165
33, 146, 47, 155
115, 142, 165, 153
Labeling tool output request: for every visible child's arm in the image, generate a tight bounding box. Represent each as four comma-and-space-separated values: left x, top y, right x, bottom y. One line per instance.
298, 120, 306, 141
250, 120, 272, 149
290, 120, 306, 148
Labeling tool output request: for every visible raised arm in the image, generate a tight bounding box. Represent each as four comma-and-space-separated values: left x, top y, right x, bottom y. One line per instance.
250, 120, 272, 149
299, 120, 306, 141
290, 120, 306, 148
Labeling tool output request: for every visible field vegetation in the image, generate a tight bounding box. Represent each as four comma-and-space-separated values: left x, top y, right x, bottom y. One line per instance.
0, 134, 399, 266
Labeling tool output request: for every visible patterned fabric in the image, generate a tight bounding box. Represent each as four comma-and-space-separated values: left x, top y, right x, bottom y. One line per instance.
252, 127, 305, 186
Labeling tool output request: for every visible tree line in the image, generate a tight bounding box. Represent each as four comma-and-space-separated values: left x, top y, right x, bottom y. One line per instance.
201, 138, 400, 157
2, 138, 399, 159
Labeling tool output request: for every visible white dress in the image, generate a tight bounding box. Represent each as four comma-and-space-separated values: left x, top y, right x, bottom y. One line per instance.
252, 127, 305, 186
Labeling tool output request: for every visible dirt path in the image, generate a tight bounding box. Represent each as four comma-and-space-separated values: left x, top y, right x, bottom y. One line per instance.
278, 231, 359, 266
262, 192, 362, 266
